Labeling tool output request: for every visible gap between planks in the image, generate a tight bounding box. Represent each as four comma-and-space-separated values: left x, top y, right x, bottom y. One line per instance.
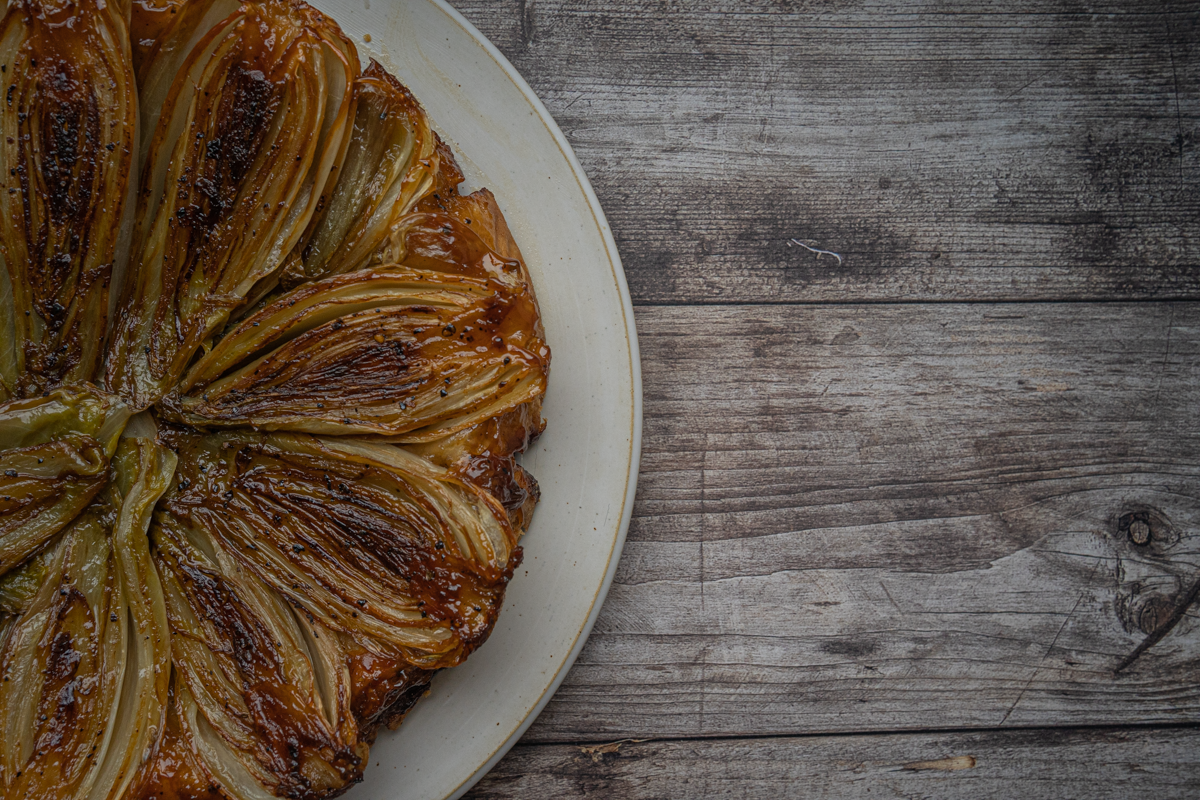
483, 719, 1200, 749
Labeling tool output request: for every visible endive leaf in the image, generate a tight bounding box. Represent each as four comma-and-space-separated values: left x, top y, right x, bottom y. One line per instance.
173, 679, 275, 800
130, 0, 187, 75
162, 265, 548, 442
0, 546, 52, 616
130, 0, 226, 79
0, 0, 137, 398
0, 386, 129, 576
86, 435, 175, 800
160, 428, 519, 668
285, 59, 437, 285
0, 510, 125, 798
408, 128, 464, 216
153, 512, 365, 798
130, 0, 241, 171
105, 0, 359, 408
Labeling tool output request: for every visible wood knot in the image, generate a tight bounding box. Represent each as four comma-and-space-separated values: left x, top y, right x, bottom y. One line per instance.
1109, 505, 1199, 673
579, 739, 648, 764
1137, 594, 1176, 636
901, 755, 976, 772
1117, 511, 1154, 546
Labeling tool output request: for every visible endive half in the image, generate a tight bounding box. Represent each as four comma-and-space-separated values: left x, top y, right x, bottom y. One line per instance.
154, 515, 364, 798
159, 429, 520, 668
284, 59, 438, 286
0, 0, 137, 398
0, 433, 173, 800
106, 0, 359, 408
161, 264, 549, 441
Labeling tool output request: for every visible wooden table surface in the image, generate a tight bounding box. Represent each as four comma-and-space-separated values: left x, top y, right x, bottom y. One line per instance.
451, 2, 1200, 797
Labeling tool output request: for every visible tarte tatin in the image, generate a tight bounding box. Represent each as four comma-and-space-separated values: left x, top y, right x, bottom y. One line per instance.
0, 0, 549, 796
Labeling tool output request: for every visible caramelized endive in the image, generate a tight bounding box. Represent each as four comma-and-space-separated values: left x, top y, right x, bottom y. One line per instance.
161, 263, 549, 441
285, 59, 437, 285
0, 0, 137, 398
0, 1, 549, 797
0, 432, 174, 800
105, 0, 359, 408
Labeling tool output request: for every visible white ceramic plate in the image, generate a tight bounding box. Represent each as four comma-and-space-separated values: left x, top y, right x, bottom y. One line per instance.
304, 1, 642, 798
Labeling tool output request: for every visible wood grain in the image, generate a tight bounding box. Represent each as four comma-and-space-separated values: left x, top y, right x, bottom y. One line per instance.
521, 302, 1200, 740
454, 0, 1200, 304
440, 1, 1200, 795
465, 725, 1200, 799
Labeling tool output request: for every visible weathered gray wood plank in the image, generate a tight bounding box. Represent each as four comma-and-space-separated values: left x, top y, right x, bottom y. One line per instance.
465, 725, 1200, 799
520, 302, 1200, 741
444, 3, 1200, 791
453, 1, 1200, 303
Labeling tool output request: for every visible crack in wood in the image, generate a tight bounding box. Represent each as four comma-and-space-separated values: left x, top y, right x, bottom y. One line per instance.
999, 587, 1089, 726
578, 739, 650, 763
518, 0, 536, 47
1159, 0, 1187, 192
1115, 574, 1200, 674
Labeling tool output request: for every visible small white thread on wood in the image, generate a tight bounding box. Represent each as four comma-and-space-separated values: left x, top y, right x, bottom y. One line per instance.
788, 238, 843, 266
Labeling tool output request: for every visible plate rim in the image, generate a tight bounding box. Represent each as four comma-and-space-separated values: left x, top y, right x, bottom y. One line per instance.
419, 3, 643, 798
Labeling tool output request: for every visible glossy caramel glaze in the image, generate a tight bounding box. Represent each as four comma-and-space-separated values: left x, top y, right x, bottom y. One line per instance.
343, 642, 435, 737
0, 444, 107, 550
453, 454, 540, 535
130, 0, 187, 73
136, 682, 231, 800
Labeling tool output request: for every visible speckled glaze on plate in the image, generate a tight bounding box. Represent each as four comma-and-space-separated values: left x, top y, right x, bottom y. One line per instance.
301, 1, 641, 798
